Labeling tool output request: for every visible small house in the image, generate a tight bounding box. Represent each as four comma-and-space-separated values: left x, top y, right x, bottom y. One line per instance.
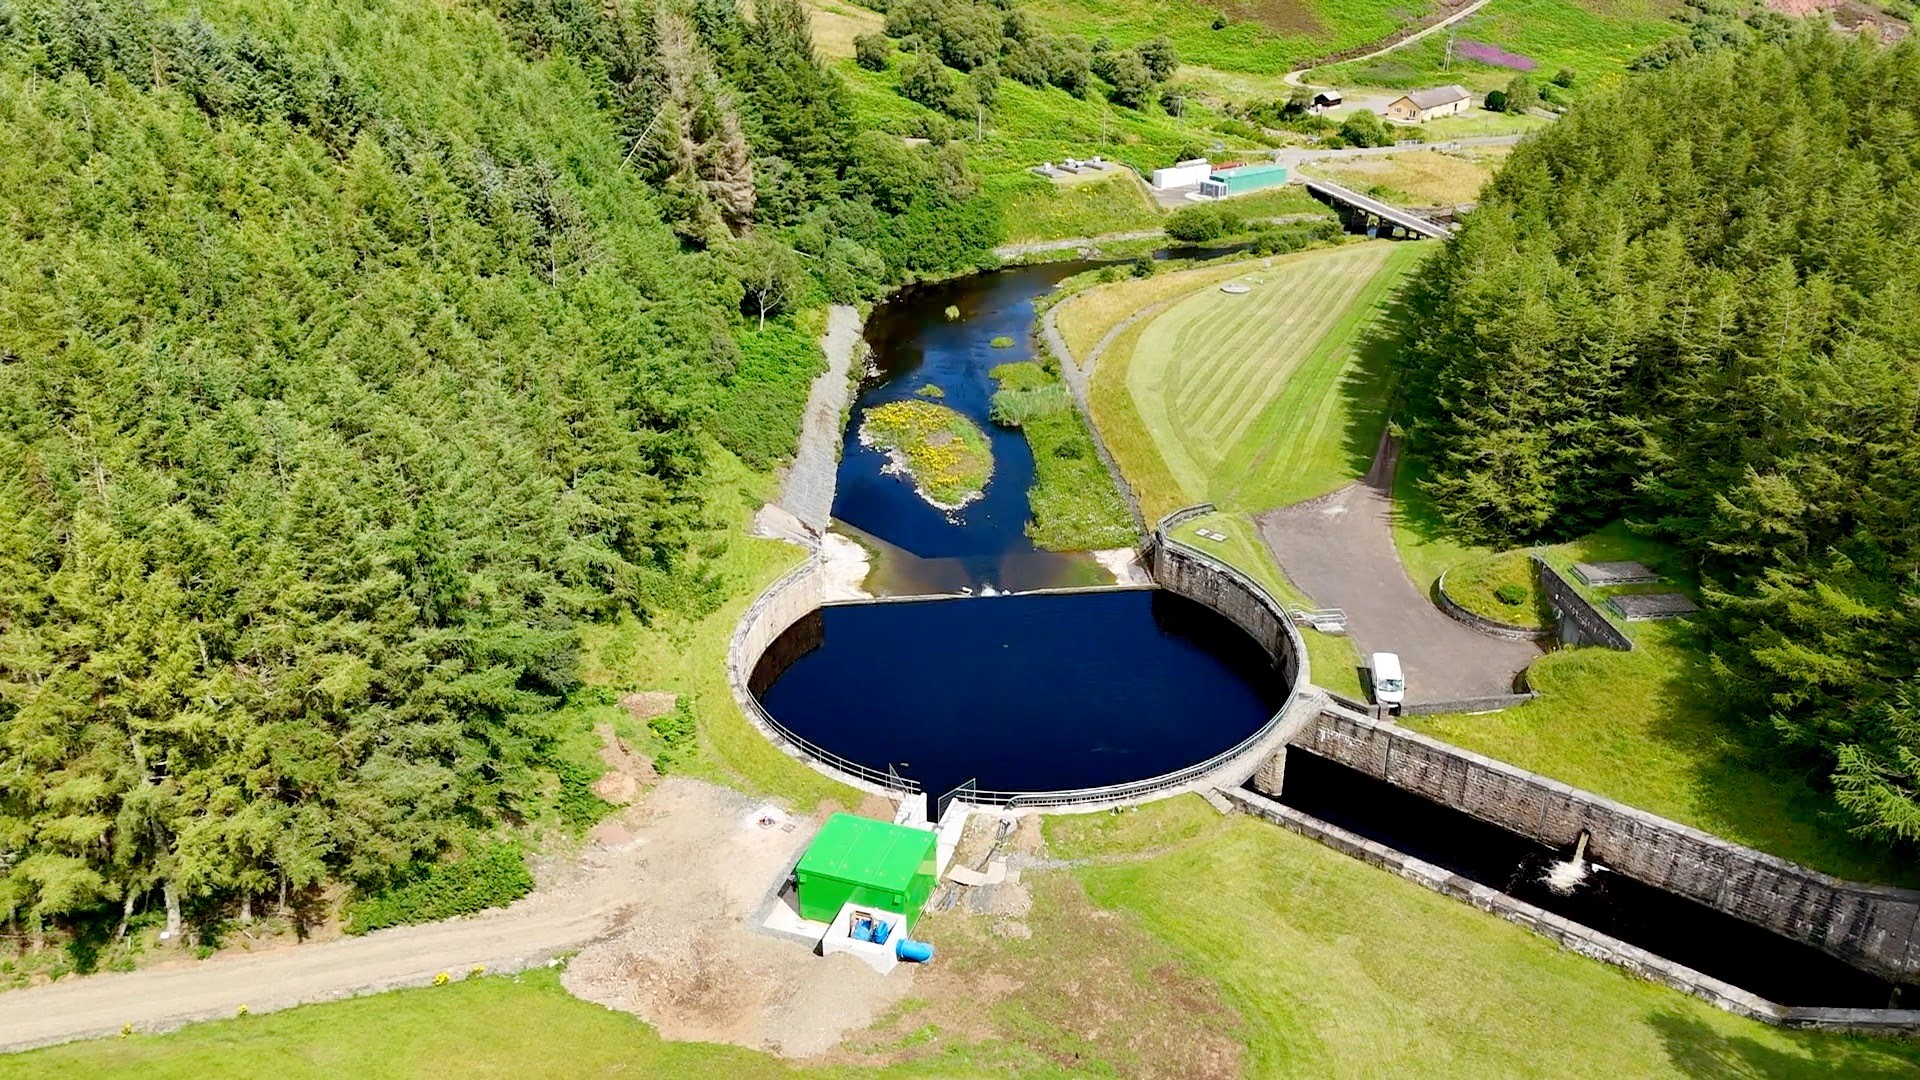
796, 813, 938, 929
1385, 85, 1472, 123
1312, 90, 1342, 111
1197, 162, 1290, 199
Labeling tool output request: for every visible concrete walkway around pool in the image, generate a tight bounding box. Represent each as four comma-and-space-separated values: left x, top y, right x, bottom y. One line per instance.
1255, 462, 1538, 706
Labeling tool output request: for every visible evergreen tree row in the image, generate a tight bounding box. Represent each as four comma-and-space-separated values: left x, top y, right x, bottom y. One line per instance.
1398, 29, 1920, 845
0, 0, 998, 945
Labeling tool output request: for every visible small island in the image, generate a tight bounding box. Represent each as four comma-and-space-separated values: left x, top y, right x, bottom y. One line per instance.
860, 400, 993, 511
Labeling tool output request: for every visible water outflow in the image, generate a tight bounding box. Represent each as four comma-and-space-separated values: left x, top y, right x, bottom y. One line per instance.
835, 261, 1104, 593
1275, 750, 1915, 1008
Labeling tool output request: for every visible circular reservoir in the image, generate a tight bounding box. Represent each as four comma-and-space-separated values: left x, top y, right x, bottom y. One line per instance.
752, 590, 1290, 802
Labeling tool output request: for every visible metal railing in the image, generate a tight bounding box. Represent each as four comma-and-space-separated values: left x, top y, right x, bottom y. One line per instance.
729, 555, 922, 797
949, 505, 1308, 811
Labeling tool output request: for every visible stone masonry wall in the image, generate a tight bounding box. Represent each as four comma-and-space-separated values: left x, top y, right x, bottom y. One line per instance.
1224, 786, 1920, 1033
1534, 556, 1633, 650
1291, 710, 1920, 981
1148, 536, 1303, 688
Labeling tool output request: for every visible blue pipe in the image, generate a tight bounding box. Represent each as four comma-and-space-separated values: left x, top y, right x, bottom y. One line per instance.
895, 937, 935, 963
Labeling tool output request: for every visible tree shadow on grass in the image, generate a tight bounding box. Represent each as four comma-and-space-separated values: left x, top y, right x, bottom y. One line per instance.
1333, 286, 1412, 488
1648, 1008, 1920, 1079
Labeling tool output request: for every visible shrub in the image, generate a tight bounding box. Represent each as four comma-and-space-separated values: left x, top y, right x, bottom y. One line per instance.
989, 335, 1015, 348
1501, 75, 1539, 113
648, 700, 699, 773
345, 844, 535, 935
1338, 110, 1389, 148
1552, 67, 1576, 88
1494, 583, 1529, 606
855, 32, 890, 71
1483, 89, 1508, 113
1165, 202, 1245, 243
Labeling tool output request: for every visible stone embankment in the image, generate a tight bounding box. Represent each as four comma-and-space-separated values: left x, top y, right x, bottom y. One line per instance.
778, 304, 862, 531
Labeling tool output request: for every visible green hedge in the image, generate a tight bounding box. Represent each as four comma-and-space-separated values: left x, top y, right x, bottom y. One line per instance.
345, 844, 536, 935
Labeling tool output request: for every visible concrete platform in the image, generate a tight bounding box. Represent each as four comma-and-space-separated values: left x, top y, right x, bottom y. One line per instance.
1607, 593, 1699, 620
1573, 560, 1660, 586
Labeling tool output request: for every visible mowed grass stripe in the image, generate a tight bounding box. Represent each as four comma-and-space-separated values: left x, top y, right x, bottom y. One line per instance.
1163, 267, 1352, 451
1164, 246, 1396, 477
1117, 240, 1426, 515
1194, 254, 1388, 455
1171, 246, 1388, 436
1218, 242, 1428, 508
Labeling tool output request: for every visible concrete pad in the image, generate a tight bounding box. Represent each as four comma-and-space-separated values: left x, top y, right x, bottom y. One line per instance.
1572, 560, 1659, 586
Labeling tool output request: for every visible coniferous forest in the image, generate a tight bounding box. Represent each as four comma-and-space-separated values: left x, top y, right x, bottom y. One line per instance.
1400, 30, 1920, 845
0, 0, 996, 941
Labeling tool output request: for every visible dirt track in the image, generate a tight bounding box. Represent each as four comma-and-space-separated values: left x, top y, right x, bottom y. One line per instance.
0, 779, 905, 1056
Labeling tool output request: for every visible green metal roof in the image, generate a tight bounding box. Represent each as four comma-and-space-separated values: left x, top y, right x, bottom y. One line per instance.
797, 813, 935, 890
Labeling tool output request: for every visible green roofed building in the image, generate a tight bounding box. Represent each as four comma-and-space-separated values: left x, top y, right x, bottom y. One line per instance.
796, 813, 939, 929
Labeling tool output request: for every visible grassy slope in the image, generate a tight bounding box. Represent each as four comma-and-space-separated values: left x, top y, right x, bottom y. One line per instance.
1313, 0, 1681, 97
1441, 546, 1548, 628
1078, 812, 1920, 1079
1119, 240, 1423, 513
1170, 511, 1367, 700
25, 802, 1920, 1077
1307, 147, 1507, 205
1404, 525, 1920, 886
1024, 0, 1434, 74
996, 173, 1163, 245
579, 447, 861, 813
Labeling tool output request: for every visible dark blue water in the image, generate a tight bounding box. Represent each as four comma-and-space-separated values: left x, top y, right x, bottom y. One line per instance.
836, 262, 1096, 586
756, 591, 1285, 801
1276, 750, 1915, 1008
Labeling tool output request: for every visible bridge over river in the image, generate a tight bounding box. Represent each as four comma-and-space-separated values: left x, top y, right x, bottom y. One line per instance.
1303, 177, 1455, 240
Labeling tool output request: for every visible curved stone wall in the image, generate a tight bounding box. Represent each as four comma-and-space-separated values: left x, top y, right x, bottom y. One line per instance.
725, 507, 1311, 811
1434, 568, 1552, 642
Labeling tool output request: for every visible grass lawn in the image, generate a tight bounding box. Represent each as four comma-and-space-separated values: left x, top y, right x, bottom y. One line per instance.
17, 799, 1920, 1076
1404, 523, 1918, 886
1170, 510, 1367, 700
579, 448, 861, 814
1312, 0, 1682, 99
1306, 148, 1504, 206
988, 361, 1136, 550
1407, 109, 1552, 139
1054, 258, 1261, 361
1118, 240, 1426, 513
1441, 546, 1549, 629
1217, 183, 1330, 218
1390, 451, 1496, 593
1078, 811, 1920, 1079
803, 0, 882, 60
994, 172, 1164, 245
1023, 0, 1429, 75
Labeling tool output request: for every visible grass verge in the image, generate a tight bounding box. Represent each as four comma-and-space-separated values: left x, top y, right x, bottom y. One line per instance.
578, 447, 860, 813
1170, 510, 1366, 701
989, 361, 1137, 550
994, 172, 1162, 245
1441, 547, 1548, 630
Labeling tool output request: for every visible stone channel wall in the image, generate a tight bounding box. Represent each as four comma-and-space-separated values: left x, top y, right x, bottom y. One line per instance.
1534, 556, 1633, 650
1224, 786, 1920, 1033
1280, 710, 1920, 982
1145, 526, 1304, 688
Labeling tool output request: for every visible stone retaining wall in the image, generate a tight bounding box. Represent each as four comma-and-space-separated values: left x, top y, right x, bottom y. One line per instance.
1223, 787, 1920, 1033
1535, 556, 1633, 650
1145, 527, 1304, 687
1434, 567, 1553, 642
1397, 693, 1538, 717
1286, 710, 1920, 981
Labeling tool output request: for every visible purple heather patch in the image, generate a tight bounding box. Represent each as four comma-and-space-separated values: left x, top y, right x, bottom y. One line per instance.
1457, 39, 1537, 70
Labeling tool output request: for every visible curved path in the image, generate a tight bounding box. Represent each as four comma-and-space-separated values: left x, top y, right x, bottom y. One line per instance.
1284, 0, 1494, 89
1255, 442, 1537, 705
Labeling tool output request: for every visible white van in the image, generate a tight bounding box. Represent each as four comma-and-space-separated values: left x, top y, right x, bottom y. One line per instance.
1370, 652, 1405, 707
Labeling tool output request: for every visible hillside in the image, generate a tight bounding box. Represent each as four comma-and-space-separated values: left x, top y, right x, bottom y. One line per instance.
0, 0, 995, 954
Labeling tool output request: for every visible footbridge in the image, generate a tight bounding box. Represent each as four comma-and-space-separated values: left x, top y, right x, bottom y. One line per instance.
1303, 178, 1454, 240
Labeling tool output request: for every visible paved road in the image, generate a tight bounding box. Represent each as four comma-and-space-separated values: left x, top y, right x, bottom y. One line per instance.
1256, 450, 1537, 704
778, 304, 861, 530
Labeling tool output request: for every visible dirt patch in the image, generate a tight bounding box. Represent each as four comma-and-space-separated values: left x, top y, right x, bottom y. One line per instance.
1768, 0, 1909, 39
590, 723, 658, 806
562, 779, 916, 1057
619, 691, 677, 722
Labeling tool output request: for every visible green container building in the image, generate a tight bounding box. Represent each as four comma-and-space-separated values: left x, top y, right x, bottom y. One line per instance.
796, 813, 939, 928
1199, 162, 1289, 198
